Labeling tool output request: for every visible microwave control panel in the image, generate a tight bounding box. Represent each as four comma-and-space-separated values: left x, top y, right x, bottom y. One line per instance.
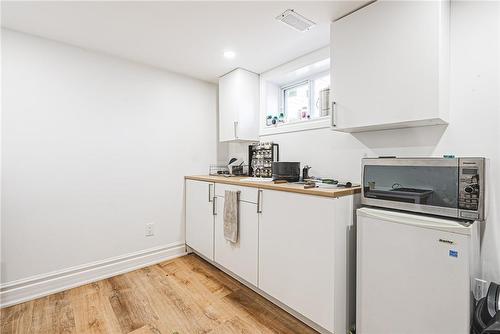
458, 158, 484, 220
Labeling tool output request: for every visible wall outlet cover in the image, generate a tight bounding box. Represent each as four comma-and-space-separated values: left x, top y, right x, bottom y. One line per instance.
145, 223, 154, 237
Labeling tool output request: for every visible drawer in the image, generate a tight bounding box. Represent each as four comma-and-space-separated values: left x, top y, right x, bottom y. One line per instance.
215, 183, 258, 204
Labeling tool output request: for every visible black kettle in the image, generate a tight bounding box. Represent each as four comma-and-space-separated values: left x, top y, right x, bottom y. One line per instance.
302, 165, 311, 180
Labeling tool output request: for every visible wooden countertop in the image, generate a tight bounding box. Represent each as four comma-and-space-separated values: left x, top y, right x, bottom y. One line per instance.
185, 175, 361, 198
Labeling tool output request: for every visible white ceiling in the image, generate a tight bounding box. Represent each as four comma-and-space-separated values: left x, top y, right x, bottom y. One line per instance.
1, 1, 368, 83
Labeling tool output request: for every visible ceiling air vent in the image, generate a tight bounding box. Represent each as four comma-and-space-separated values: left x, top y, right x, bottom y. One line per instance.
276, 9, 316, 32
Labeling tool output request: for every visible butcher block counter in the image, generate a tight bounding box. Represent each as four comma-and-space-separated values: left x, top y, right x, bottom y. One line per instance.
185, 175, 361, 198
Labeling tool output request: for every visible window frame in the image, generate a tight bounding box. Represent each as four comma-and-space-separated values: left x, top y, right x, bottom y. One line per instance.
281, 79, 312, 124
259, 47, 331, 136
277, 70, 330, 127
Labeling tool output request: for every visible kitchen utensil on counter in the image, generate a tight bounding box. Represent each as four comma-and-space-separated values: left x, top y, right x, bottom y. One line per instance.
209, 158, 248, 177
322, 178, 338, 185
228, 158, 246, 175
272, 162, 300, 182
302, 165, 311, 180
303, 180, 317, 189
209, 164, 230, 176
303, 180, 355, 189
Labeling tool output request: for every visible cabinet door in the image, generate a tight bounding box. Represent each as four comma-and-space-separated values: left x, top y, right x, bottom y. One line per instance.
218, 72, 238, 142
219, 69, 259, 142
214, 195, 258, 286
233, 70, 259, 141
185, 180, 215, 260
331, 0, 449, 132
258, 190, 335, 332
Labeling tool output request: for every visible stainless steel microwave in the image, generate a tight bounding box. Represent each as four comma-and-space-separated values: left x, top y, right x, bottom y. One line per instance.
361, 157, 485, 221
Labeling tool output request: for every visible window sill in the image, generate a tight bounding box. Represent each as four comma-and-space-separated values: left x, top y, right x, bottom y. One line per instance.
260, 116, 330, 136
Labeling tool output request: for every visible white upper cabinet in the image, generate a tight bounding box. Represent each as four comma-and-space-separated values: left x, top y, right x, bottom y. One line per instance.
219, 68, 260, 142
331, 0, 450, 132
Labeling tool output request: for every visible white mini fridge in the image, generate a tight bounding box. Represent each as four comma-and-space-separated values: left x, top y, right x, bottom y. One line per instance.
356, 207, 480, 334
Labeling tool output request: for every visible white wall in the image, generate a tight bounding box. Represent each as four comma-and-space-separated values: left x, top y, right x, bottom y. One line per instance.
1, 29, 218, 283
259, 1, 500, 282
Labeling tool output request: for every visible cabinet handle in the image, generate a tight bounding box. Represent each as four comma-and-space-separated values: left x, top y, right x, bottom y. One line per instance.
257, 190, 263, 213
212, 197, 217, 215
208, 184, 213, 202
331, 101, 337, 127
233, 120, 239, 139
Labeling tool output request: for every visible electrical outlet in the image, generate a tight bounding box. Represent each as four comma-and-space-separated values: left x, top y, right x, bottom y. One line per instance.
145, 223, 154, 237
475, 278, 488, 300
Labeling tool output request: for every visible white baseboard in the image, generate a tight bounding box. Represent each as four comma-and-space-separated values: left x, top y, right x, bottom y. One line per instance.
0, 242, 186, 308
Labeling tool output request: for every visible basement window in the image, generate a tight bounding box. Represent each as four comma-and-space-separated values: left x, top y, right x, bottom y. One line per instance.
283, 80, 310, 123
260, 48, 331, 135
266, 72, 330, 127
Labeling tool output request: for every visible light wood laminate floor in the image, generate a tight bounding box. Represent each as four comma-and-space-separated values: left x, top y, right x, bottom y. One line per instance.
1, 254, 317, 334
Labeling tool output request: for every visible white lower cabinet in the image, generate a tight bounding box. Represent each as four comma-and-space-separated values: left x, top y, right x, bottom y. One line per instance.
258, 189, 336, 333
185, 179, 357, 334
214, 195, 259, 286
185, 179, 215, 260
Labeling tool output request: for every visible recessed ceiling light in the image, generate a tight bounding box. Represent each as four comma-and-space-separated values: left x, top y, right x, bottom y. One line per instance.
223, 50, 236, 59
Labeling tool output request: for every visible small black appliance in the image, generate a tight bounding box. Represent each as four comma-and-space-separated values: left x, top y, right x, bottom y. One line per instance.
272, 162, 300, 182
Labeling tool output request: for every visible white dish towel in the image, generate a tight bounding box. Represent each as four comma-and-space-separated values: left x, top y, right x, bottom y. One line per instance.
223, 190, 240, 243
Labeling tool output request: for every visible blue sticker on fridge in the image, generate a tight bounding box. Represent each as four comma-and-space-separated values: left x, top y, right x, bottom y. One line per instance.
449, 250, 458, 258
